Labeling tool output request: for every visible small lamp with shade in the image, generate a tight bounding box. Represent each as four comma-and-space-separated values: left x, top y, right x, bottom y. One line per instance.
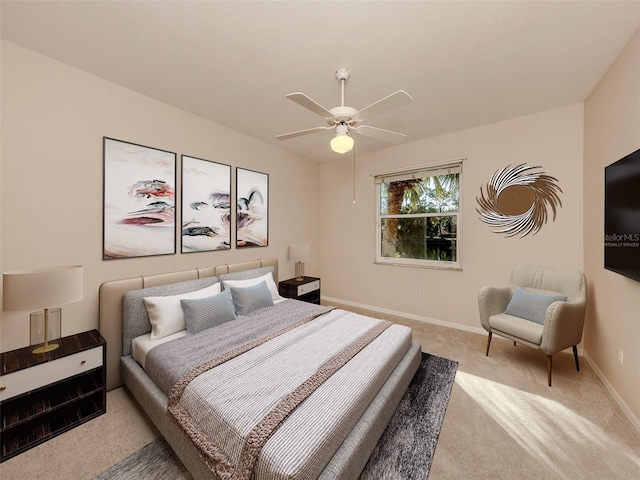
2, 265, 83, 354
288, 245, 311, 281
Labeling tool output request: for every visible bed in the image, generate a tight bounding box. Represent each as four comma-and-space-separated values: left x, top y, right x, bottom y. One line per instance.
99, 258, 421, 480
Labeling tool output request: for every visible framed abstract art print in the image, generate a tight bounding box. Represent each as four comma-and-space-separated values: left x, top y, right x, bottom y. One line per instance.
181, 155, 232, 252
236, 167, 268, 248
103, 137, 176, 259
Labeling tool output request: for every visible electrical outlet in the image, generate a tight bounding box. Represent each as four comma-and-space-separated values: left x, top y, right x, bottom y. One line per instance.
415, 290, 422, 299
617, 348, 624, 366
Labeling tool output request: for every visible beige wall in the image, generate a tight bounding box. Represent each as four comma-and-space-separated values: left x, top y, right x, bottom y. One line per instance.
0, 41, 320, 351
319, 104, 584, 332
584, 29, 640, 424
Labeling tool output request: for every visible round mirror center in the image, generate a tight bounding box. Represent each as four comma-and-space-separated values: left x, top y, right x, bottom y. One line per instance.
496, 185, 534, 216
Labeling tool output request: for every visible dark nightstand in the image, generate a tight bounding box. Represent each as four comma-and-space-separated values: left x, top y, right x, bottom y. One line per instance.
0, 329, 106, 462
279, 276, 321, 304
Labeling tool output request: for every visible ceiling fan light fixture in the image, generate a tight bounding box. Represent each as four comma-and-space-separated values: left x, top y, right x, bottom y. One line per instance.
330, 134, 354, 154
330, 124, 354, 154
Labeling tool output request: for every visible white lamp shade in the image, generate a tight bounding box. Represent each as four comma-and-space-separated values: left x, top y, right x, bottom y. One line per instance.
330, 134, 354, 154
3, 265, 83, 312
288, 245, 311, 262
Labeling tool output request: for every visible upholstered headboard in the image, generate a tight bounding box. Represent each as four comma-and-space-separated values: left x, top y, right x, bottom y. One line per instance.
99, 258, 278, 390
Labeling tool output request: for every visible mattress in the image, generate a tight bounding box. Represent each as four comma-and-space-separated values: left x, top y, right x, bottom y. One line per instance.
131, 330, 188, 369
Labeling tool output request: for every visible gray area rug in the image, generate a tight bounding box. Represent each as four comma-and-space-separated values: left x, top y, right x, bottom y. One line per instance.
94, 352, 457, 480
359, 353, 458, 479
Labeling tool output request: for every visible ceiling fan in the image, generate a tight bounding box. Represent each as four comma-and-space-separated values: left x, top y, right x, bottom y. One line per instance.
275, 68, 413, 154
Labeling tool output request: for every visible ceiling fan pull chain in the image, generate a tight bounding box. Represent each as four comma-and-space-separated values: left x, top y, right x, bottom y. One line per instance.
353, 143, 357, 204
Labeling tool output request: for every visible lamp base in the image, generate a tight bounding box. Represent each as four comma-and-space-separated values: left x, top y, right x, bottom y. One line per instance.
32, 343, 60, 354
295, 261, 305, 281
30, 308, 62, 355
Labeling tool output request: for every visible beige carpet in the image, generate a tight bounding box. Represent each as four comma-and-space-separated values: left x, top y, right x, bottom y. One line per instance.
2, 309, 639, 480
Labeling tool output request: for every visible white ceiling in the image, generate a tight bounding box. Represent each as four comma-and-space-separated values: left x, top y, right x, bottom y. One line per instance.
3, 1, 640, 162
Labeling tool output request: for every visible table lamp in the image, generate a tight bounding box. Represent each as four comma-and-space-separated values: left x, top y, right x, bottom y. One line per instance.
3, 265, 83, 354
288, 245, 311, 281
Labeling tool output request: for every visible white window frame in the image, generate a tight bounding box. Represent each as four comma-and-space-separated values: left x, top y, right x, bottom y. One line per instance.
374, 160, 463, 270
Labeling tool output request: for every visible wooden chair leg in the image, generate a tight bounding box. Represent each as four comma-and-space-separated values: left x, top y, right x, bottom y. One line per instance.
547, 355, 553, 386
573, 345, 580, 372
485, 332, 492, 356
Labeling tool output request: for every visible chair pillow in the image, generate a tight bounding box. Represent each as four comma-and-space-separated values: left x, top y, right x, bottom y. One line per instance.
229, 281, 274, 315
180, 290, 236, 335
143, 282, 221, 340
505, 287, 567, 325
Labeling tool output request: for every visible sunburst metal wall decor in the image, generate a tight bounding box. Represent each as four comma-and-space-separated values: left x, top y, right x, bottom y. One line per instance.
476, 164, 562, 237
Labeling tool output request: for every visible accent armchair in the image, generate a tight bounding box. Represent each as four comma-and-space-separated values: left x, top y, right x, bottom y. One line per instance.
478, 264, 587, 386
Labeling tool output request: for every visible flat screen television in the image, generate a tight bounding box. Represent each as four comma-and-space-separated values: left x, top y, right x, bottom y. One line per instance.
604, 148, 640, 282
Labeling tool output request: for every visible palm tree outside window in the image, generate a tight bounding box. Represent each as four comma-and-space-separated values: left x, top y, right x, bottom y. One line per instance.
375, 161, 462, 269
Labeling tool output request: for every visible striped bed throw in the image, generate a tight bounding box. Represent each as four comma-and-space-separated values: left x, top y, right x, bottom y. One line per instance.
165, 307, 412, 480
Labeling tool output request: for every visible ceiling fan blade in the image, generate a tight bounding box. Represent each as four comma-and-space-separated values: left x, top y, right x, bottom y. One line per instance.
357, 90, 413, 120
275, 126, 332, 141
355, 125, 407, 143
286, 92, 333, 118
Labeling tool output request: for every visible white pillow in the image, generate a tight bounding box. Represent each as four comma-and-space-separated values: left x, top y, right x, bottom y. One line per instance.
222, 272, 282, 301
143, 282, 221, 340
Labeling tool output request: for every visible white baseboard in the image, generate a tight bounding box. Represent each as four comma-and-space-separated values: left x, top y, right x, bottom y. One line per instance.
322, 295, 640, 436
583, 352, 640, 435
322, 295, 487, 336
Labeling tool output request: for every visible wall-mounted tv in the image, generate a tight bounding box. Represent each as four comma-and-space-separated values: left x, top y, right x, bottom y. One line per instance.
604, 148, 640, 282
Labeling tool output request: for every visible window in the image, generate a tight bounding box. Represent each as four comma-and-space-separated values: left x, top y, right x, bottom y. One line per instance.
375, 161, 462, 269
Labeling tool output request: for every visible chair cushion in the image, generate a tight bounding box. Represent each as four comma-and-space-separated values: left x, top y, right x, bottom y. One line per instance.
489, 313, 544, 345
505, 287, 567, 325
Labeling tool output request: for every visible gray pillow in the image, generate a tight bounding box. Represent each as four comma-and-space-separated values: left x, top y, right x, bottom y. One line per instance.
229, 281, 274, 315
505, 287, 567, 325
180, 289, 236, 334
